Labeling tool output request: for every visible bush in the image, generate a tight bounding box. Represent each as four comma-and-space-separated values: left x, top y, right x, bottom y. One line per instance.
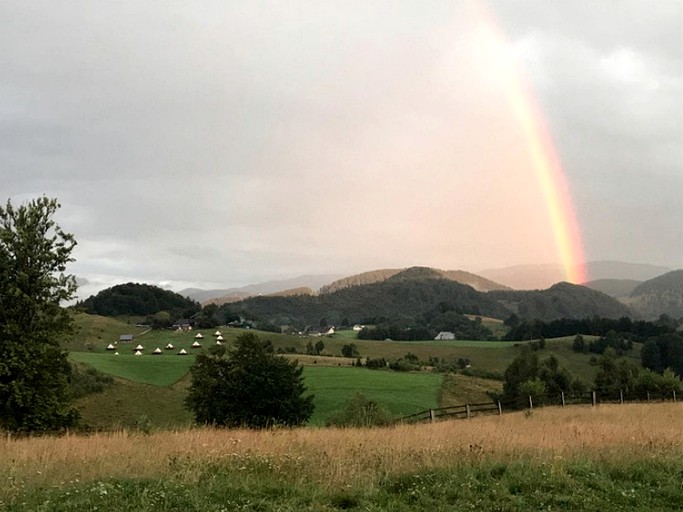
69, 364, 115, 399
326, 393, 394, 428
365, 357, 387, 369
341, 343, 360, 358
389, 359, 418, 372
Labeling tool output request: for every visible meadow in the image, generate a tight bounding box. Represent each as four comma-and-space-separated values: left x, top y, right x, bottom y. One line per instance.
2, 404, 681, 511
67, 313, 626, 430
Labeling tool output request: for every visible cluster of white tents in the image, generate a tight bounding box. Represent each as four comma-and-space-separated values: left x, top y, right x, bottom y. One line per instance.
106, 329, 227, 356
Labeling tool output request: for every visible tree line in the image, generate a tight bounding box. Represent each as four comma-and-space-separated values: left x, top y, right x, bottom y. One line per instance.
503, 315, 675, 342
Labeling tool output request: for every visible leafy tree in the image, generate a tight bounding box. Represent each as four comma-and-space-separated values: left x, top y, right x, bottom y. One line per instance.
572, 334, 586, 353
518, 378, 546, 400
641, 340, 663, 373
185, 332, 314, 427
0, 197, 79, 432
641, 333, 683, 377
314, 339, 325, 355
341, 343, 359, 358
594, 348, 639, 397
502, 346, 540, 400
502, 346, 583, 405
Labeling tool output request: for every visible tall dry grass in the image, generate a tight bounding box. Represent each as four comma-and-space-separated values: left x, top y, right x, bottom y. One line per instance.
2, 403, 681, 498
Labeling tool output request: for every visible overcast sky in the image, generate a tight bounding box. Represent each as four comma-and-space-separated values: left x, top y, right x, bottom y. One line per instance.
2, 1, 681, 298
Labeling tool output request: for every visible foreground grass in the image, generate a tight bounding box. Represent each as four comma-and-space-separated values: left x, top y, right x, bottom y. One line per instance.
2, 404, 681, 510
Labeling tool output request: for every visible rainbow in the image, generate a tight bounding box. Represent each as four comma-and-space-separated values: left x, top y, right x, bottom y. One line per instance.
473, 3, 588, 284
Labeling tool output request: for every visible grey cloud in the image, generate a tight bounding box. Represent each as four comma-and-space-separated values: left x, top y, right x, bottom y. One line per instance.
2, 1, 681, 294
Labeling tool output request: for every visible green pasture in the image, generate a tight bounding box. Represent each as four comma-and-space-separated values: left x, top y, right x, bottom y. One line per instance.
69, 352, 195, 386
304, 366, 442, 425
330, 329, 359, 340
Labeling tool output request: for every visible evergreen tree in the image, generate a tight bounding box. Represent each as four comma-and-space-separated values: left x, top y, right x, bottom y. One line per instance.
0, 197, 79, 432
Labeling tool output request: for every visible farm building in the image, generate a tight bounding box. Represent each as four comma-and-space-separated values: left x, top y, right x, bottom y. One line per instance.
173, 319, 192, 330
195, 333, 204, 339
134, 350, 142, 356
165, 343, 174, 350
434, 331, 455, 340
153, 347, 162, 355
178, 348, 188, 355
119, 334, 134, 343
191, 340, 201, 348
134, 344, 144, 351
106, 343, 116, 351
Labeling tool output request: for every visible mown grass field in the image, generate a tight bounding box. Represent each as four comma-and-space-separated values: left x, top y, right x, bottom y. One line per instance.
71, 359, 443, 428
305, 366, 442, 424
2, 404, 682, 511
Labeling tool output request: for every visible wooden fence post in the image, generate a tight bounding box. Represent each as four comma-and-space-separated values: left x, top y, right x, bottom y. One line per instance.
429, 409, 435, 423
591, 391, 596, 407
620, 390, 624, 404
497, 400, 502, 416
560, 392, 565, 407
466, 404, 471, 419
646, 391, 650, 403
528, 395, 533, 410
673, 390, 677, 403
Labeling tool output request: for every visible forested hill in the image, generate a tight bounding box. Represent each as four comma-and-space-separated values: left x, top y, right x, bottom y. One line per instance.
319, 266, 509, 294
221, 269, 634, 327
488, 282, 633, 321
78, 283, 200, 318
222, 268, 511, 327
625, 270, 683, 320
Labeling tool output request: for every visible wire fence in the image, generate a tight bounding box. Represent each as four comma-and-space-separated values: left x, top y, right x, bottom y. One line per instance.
399, 388, 680, 424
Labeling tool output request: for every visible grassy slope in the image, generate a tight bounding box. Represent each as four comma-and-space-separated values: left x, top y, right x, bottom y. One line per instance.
75, 377, 193, 430
438, 373, 503, 406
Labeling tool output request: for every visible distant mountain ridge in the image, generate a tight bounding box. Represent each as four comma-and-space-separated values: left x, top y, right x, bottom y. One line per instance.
179, 274, 344, 303
479, 261, 672, 290
583, 279, 642, 298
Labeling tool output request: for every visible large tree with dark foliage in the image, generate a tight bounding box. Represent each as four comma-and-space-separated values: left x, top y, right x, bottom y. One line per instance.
641, 333, 683, 377
0, 197, 79, 432
185, 333, 314, 428
501, 345, 585, 405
